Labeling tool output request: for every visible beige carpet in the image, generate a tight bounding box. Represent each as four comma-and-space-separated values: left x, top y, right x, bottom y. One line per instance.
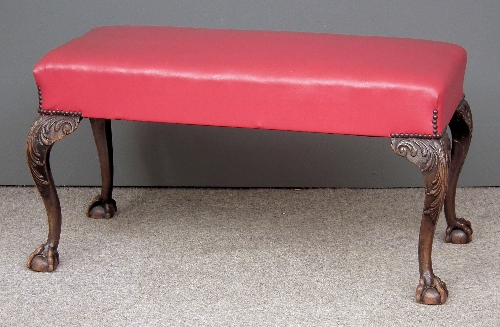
1, 186, 499, 326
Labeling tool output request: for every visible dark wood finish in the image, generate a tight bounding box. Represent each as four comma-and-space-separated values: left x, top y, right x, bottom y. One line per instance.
86, 118, 116, 219
392, 134, 450, 304
444, 99, 473, 244
25, 100, 473, 305
26, 114, 81, 272
391, 98, 473, 304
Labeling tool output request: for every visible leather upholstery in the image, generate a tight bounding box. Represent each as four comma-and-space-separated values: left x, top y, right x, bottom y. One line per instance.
34, 26, 467, 137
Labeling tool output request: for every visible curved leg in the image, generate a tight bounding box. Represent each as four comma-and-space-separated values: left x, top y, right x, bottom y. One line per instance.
26, 114, 81, 272
444, 99, 473, 244
392, 134, 451, 304
86, 118, 116, 219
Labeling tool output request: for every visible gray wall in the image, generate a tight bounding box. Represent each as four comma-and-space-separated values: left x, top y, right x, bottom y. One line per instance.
1, 1, 499, 188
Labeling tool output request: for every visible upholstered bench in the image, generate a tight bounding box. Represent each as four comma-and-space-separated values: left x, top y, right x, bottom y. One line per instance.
26, 26, 473, 305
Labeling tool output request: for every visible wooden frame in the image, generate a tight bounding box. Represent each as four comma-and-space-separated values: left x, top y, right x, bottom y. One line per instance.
25, 99, 473, 305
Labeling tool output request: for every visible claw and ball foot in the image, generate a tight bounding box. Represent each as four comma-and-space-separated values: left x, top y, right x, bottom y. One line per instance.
86, 195, 117, 219
445, 218, 472, 244
416, 275, 449, 305
27, 243, 59, 272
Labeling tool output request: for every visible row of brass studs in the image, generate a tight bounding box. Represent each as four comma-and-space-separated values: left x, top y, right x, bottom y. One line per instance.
36, 86, 82, 117
390, 132, 443, 139
37, 86, 42, 111
38, 109, 83, 117
432, 109, 439, 135
35, 84, 446, 137
390, 109, 440, 139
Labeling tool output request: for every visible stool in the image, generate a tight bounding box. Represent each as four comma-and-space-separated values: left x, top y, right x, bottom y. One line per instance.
26, 26, 473, 305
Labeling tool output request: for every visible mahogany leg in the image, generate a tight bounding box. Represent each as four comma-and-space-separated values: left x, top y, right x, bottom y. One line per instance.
86, 118, 116, 219
26, 114, 81, 272
444, 99, 473, 244
392, 133, 451, 304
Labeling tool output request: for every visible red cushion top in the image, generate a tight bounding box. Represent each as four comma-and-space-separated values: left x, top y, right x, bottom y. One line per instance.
34, 26, 466, 137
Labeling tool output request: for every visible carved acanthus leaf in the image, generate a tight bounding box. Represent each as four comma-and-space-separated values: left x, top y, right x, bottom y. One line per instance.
27, 115, 81, 187
391, 134, 450, 223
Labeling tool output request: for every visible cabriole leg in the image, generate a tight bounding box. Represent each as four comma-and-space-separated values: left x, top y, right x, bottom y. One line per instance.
392, 134, 451, 304
444, 99, 473, 244
86, 118, 116, 219
26, 114, 81, 272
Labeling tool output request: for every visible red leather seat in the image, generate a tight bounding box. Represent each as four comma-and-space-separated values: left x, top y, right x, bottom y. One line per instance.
33, 26, 466, 137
